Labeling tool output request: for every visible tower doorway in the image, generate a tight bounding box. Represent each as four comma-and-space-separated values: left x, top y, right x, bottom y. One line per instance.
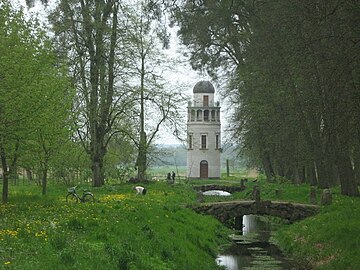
200, 160, 208, 179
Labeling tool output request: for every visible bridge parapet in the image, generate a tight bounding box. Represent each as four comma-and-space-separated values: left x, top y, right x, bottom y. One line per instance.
194, 184, 245, 193
192, 200, 319, 223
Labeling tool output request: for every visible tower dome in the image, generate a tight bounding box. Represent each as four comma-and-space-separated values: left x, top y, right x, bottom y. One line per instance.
193, 81, 215, 94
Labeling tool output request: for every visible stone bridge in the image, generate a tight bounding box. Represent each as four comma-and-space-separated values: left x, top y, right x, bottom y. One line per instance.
192, 200, 319, 224
193, 184, 245, 193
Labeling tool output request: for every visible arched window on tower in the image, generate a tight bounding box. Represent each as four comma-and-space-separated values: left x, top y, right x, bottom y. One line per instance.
197, 110, 202, 121
204, 110, 209, 121
191, 110, 195, 121
201, 134, 207, 149
211, 110, 215, 121
215, 134, 220, 149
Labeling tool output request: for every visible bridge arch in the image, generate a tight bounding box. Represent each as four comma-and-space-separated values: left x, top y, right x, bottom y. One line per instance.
192, 200, 319, 224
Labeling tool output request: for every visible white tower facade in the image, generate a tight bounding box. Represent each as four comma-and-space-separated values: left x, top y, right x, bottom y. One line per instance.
187, 81, 221, 179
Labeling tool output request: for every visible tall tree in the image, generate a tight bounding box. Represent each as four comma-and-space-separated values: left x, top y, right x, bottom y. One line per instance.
122, 0, 186, 181
49, 0, 133, 187
32, 73, 73, 195
49, 0, 186, 185
0, 0, 72, 202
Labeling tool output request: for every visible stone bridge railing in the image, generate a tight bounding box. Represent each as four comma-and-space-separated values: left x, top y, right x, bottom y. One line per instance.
193, 184, 246, 193
192, 200, 320, 223
194, 182, 247, 193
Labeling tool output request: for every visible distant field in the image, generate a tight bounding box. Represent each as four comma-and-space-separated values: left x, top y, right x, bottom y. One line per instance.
147, 166, 187, 180
147, 166, 254, 181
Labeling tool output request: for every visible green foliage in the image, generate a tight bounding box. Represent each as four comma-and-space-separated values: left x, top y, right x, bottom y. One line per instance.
0, 0, 74, 201
173, 0, 360, 194
274, 194, 360, 269
0, 182, 229, 269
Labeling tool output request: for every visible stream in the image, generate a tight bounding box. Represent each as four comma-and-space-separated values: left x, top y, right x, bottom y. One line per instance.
216, 215, 293, 270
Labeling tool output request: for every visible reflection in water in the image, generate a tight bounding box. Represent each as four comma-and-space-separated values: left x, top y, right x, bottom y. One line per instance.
243, 214, 272, 242
243, 214, 255, 234
216, 255, 238, 270
202, 190, 232, 196
216, 215, 289, 270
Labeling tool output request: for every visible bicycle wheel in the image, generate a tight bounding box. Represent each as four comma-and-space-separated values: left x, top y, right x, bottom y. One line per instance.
82, 193, 95, 203
66, 193, 79, 203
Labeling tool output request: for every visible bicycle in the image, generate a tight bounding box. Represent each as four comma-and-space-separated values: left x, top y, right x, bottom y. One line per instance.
66, 186, 95, 203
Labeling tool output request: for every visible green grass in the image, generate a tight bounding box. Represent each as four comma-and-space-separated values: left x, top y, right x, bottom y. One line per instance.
2, 176, 360, 270
0, 182, 229, 269
190, 176, 324, 204
273, 193, 360, 270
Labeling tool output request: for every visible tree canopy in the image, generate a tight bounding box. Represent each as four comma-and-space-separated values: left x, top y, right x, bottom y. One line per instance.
16, 0, 187, 186
0, 0, 74, 202
173, 0, 360, 196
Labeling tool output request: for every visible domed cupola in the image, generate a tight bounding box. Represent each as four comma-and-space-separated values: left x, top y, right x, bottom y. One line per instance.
193, 81, 215, 94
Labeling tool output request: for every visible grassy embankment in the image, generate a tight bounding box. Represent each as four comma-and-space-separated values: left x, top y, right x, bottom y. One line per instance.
1, 172, 359, 270
201, 175, 360, 270
0, 182, 230, 270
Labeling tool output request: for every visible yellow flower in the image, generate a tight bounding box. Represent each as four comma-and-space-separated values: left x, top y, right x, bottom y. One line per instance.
35, 230, 47, 238
101, 194, 127, 202
0, 229, 18, 238
4, 261, 11, 265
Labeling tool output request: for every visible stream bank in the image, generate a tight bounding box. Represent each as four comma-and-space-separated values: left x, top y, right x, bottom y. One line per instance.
217, 215, 294, 270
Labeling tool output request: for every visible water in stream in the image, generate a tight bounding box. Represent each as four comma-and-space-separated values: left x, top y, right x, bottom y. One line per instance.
216, 215, 292, 270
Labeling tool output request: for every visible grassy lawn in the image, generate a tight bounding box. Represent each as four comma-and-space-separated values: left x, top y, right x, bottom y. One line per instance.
1, 174, 359, 270
273, 191, 360, 270
0, 181, 229, 270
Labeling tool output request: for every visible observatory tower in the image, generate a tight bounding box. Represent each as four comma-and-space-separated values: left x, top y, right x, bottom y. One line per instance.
187, 81, 221, 179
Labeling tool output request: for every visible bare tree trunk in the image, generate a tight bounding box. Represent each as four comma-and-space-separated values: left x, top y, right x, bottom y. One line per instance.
92, 155, 105, 187
337, 153, 359, 196
42, 168, 48, 195
335, 138, 359, 196
9, 139, 19, 185
1, 144, 9, 204
353, 146, 360, 185
41, 155, 49, 195
79, 1, 118, 187
306, 161, 317, 186
261, 154, 275, 182
136, 39, 148, 182
137, 132, 147, 181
